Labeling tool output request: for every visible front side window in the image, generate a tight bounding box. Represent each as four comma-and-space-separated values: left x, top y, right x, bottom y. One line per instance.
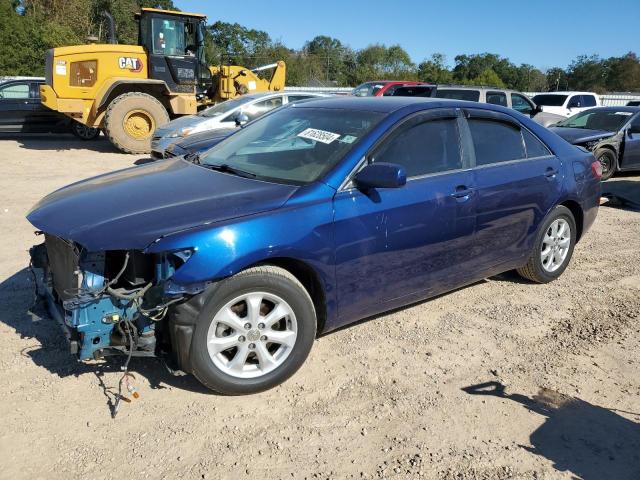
532, 94, 567, 107
0, 82, 30, 99
152, 17, 195, 56
567, 96, 582, 108
512, 94, 534, 114
200, 96, 254, 118
468, 119, 525, 166
372, 118, 462, 177
435, 89, 480, 102
486, 91, 507, 107
200, 107, 383, 184
287, 95, 313, 102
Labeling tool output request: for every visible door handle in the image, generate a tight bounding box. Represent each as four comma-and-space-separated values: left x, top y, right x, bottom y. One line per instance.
545, 167, 558, 178
451, 185, 474, 199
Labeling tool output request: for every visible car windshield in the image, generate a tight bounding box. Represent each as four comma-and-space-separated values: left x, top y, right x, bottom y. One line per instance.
353, 82, 386, 97
198, 96, 255, 118
532, 94, 568, 107
199, 106, 384, 184
555, 110, 634, 131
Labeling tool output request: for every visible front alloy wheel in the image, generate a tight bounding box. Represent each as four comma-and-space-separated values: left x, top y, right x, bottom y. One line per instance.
190, 266, 316, 394
207, 292, 298, 379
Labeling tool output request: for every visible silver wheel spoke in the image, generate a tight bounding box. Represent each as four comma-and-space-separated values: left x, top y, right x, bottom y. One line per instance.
266, 329, 296, 348
217, 308, 245, 332
255, 343, 277, 371
208, 335, 240, 353
558, 238, 570, 248
227, 344, 250, 373
263, 303, 289, 328
246, 293, 263, 323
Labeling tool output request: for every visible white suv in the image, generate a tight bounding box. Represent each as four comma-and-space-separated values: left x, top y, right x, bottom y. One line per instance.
531, 92, 600, 117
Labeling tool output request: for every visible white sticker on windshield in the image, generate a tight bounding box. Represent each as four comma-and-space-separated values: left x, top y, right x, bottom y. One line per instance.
297, 128, 341, 144
340, 135, 357, 144
616, 112, 633, 116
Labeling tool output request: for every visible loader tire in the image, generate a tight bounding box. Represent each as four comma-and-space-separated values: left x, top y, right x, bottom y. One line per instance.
104, 92, 169, 154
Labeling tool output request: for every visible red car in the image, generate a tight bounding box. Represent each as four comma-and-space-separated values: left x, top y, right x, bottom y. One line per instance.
352, 81, 428, 97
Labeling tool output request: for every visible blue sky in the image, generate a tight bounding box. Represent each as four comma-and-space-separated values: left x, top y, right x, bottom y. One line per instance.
176, 0, 639, 70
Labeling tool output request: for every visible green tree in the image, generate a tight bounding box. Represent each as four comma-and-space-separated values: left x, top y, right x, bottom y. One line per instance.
417, 53, 452, 83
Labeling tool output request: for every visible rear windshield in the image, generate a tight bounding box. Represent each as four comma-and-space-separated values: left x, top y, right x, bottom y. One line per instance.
532, 94, 568, 107
434, 89, 480, 102
200, 106, 384, 184
555, 110, 634, 131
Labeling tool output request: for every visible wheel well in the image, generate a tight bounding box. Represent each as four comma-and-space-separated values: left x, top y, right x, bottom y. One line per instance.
100, 83, 170, 114
256, 258, 327, 335
560, 200, 584, 241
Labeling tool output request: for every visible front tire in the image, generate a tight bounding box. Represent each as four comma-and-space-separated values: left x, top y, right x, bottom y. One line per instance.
190, 266, 316, 395
594, 148, 617, 181
517, 205, 577, 283
104, 92, 169, 154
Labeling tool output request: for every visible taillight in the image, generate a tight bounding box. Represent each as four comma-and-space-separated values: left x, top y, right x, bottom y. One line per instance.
591, 160, 602, 180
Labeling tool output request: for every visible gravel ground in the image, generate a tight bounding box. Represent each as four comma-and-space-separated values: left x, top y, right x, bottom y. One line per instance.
0, 135, 639, 480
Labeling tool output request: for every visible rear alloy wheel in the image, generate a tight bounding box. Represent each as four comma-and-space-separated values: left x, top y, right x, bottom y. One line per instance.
517, 205, 577, 283
104, 92, 169, 154
70, 121, 100, 140
190, 266, 316, 394
594, 148, 617, 181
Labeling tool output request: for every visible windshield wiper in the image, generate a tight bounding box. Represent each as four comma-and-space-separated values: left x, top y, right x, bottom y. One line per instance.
202, 163, 257, 178
184, 152, 201, 164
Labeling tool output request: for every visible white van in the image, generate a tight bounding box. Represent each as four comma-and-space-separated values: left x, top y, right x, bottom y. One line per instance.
532, 92, 601, 117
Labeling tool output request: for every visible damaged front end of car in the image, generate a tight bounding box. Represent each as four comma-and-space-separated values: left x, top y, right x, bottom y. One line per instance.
30, 233, 194, 362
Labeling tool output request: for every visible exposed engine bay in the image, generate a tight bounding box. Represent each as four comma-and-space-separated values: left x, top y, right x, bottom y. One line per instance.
30, 234, 192, 363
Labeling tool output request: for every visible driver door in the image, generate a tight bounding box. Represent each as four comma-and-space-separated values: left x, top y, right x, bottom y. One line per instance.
332, 109, 476, 322
622, 115, 640, 169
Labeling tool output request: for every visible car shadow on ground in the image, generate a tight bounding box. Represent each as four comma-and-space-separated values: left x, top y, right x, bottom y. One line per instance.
601, 178, 640, 211
462, 381, 640, 480
0, 267, 214, 410
1, 134, 120, 153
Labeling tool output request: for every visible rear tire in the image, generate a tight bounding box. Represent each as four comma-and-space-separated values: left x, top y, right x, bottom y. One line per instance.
190, 266, 317, 395
70, 121, 100, 140
104, 92, 169, 154
594, 148, 617, 181
517, 205, 577, 283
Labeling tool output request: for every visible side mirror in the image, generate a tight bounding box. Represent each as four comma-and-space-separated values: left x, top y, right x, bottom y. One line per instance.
534, 104, 543, 114
353, 162, 406, 189
235, 112, 249, 127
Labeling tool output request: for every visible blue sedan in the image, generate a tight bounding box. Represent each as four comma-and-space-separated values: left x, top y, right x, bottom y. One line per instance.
27, 97, 601, 394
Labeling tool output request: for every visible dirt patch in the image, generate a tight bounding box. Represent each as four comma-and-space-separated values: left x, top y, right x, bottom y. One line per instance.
0, 137, 639, 480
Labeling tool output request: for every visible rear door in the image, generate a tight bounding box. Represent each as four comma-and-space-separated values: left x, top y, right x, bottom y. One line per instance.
622, 114, 640, 169
0, 81, 32, 132
333, 109, 476, 320
462, 109, 562, 273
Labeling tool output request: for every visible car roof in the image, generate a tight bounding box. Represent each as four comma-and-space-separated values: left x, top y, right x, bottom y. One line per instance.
535, 91, 598, 95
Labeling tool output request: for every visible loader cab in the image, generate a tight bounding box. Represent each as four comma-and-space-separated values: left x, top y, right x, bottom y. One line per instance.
137, 8, 210, 94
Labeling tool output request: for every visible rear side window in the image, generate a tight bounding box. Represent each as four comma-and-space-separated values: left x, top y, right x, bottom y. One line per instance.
435, 89, 480, 102
567, 96, 582, 108
582, 95, 597, 107
373, 119, 462, 177
468, 119, 525, 166
486, 91, 507, 107
523, 129, 551, 158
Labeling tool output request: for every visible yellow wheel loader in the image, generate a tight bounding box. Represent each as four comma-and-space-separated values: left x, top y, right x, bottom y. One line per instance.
39, 8, 286, 154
